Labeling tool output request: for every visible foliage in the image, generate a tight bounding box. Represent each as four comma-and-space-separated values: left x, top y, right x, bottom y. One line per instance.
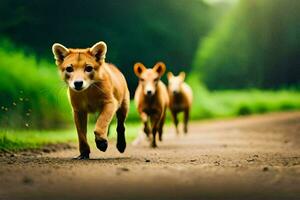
187, 76, 300, 119
0, 129, 76, 151
0, 39, 71, 129
193, 0, 300, 89
0, 123, 141, 151
0, 0, 229, 94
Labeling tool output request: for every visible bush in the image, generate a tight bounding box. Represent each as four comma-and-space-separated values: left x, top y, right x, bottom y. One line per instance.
187, 76, 300, 120
0, 39, 71, 129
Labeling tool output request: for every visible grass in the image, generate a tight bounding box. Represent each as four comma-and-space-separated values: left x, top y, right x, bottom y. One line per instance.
0, 123, 141, 151
0, 129, 76, 150
187, 74, 300, 120
0, 39, 71, 129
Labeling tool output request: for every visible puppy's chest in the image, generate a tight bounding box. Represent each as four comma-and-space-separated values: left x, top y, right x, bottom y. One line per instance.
171, 103, 185, 111
171, 96, 186, 111
70, 92, 107, 113
143, 107, 159, 115
81, 98, 103, 113
141, 98, 161, 115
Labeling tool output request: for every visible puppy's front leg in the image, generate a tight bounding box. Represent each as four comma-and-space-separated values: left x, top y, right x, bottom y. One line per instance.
150, 113, 161, 148
74, 111, 90, 159
94, 101, 116, 152
139, 111, 150, 137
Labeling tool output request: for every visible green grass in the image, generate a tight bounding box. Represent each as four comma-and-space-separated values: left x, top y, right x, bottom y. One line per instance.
0, 39, 71, 129
187, 74, 300, 119
0, 123, 141, 151
0, 129, 76, 150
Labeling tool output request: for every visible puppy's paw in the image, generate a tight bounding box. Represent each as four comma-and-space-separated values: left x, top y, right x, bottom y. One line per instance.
73, 153, 89, 160
95, 138, 108, 152
151, 142, 157, 148
116, 141, 126, 153
159, 135, 163, 141
184, 127, 188, 134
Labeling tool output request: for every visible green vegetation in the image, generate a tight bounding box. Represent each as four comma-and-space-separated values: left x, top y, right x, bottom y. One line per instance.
193, 0, 300, 89
0, 0, 228, 94
0, 129, 76, 151
0, 39, 71, 129
0, 123, 141, 151
188, 75, 300, 119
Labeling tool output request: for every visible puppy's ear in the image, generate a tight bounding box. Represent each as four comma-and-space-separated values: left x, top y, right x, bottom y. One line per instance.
179, 72, 186, 81
90, 41, 107, 62
153, 62, 166, 77
52, 43, 69, 65
134, 62, 146, 77
167, 72, 174, 80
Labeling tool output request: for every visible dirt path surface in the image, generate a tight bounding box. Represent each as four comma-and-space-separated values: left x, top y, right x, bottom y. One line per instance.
1, 112, 300, 200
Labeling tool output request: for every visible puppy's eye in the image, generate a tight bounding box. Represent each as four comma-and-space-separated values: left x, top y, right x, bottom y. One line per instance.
65, 66, 73, 73
85, 65, 93, 72
154, 78, 159, 82
140, 78, 145, 82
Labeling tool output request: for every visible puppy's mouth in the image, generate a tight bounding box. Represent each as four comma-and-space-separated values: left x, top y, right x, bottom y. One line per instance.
69, 80, 91, 92
69, 84, 90, 92
70, 86, 87, 92
74, 87, 84, 91
145, 90, 156, 97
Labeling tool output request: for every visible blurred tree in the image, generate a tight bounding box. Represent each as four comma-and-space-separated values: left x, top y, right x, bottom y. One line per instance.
0, 0, 228, 94
193, 0, 300, 89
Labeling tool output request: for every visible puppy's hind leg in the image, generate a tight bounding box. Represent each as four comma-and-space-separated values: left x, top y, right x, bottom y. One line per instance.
158, 110, 166, 141
116, 100, 128, 153
183, 108, 190, 134
171, 110, 179, 135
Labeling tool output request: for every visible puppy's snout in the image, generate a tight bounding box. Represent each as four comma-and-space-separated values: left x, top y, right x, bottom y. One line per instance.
146, 90, 153, 96
173, 90, 179, 95
74, 80, 83, 90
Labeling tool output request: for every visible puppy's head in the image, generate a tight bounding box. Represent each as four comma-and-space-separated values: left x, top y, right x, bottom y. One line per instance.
52, 41, 107, 92
134, 62, 166, 97
167, 72, 185, 95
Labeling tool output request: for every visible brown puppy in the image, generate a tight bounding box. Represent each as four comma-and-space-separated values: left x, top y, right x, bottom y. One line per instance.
167, 72, 193, 134
134, 62, 169, 148
52, 41, 130, 159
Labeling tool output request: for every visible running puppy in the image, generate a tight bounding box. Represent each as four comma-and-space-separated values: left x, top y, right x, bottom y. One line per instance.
167, 72, 193, 134
134, 62, 169, 148
52, 41, 130, 159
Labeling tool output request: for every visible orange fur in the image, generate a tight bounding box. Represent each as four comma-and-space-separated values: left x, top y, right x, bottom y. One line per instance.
167, 72, 193, 134
52, 41, 129, 159
134, 62, 169, 148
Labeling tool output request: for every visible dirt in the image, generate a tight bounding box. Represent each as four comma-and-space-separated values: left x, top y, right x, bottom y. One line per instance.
0, 112, 300, 200
0, 143, 75, 157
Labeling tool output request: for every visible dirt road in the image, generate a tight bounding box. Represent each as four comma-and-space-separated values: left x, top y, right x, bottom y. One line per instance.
0, 112, 300, 200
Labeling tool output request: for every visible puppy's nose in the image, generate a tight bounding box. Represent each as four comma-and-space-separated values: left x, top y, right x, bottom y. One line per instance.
74, 81, 83, 90
146, 90, 153, 96
173, 90, 179, 95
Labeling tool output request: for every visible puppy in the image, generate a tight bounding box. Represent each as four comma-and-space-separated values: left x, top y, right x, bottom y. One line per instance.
134, 62, 169, 147
167, 72, 193, 134
52, 41, 130, 159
